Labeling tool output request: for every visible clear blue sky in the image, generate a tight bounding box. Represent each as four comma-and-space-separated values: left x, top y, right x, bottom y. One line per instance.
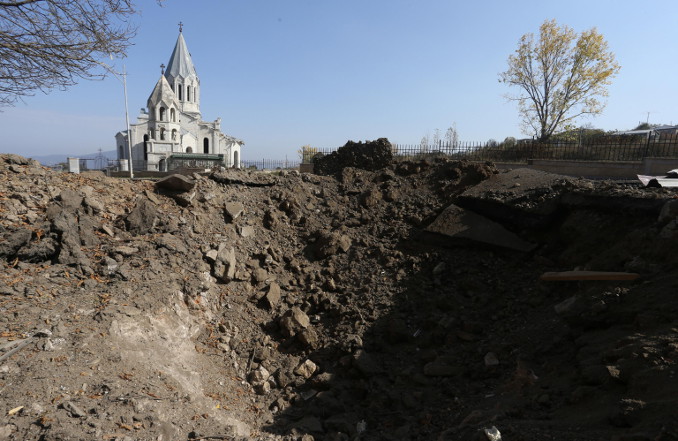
1, 0, 677, 160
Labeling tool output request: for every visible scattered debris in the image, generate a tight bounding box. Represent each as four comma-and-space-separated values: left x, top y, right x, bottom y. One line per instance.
0, 152, 677, 440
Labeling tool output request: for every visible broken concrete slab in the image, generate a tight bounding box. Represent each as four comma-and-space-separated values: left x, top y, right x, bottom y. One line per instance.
224, 202, 244, 222
425, 204, 535, 252
456, 168, 575, 228
155, 174, 196, 192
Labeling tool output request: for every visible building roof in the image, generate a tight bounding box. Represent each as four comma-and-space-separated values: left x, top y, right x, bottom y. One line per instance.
165, 32, 198, 81
147, 75, 178, 107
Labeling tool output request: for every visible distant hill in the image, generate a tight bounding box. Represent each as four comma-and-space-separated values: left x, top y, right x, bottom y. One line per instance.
29, 150, 117, 166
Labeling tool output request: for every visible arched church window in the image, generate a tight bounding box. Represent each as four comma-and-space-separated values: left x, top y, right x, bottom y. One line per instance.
178, 85, 183, 101
171, 129, 177, 140
186, 147, 193, 153
203, 137, 209, 154
159, 107, 166, 121
160, 128, 165, 141
118, 145, 124, 158
187, 86, 191, 102
170, 108, 176, 122
150, 129, 155, 139
233, 150, 239, 168
143, 134, 149, 159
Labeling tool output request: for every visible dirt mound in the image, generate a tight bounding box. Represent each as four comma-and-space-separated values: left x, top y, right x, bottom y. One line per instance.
313, 138, 394, 177
1, 153, 678, 441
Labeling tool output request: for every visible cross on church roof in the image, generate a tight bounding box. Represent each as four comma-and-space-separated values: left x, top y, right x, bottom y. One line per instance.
160, 63, 165, 75
178, 21, 183, 33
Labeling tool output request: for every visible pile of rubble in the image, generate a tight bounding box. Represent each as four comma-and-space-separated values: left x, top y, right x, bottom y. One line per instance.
1, 148, 678, 441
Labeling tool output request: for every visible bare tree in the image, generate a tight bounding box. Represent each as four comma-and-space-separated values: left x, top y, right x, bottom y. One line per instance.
444, 123, 458, 147
431, 128, 441, 147
420, 134, 429, 152
0, 0, 150, 106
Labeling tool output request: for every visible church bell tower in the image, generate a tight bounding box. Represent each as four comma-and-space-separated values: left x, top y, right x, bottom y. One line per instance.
164, 23, 200, 115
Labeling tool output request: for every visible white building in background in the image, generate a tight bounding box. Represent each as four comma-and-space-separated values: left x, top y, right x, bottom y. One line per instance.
115, 27, 243, 171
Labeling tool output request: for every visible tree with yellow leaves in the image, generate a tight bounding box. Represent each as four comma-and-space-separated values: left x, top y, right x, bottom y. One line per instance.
500, 19, 620, 142
298, 145, 319, 163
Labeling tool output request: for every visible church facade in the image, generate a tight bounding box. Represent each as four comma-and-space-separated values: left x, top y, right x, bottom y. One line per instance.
115, 29, 243, 171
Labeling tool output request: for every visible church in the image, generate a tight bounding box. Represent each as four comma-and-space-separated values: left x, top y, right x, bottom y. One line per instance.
115, 27, 243, 171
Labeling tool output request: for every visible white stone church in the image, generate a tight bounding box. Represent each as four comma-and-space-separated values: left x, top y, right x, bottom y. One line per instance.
115, 28, 243, 171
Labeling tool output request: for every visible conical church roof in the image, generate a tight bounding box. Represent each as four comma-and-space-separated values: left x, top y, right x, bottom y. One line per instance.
147, 74, 178, 107
165, 32, 197, 81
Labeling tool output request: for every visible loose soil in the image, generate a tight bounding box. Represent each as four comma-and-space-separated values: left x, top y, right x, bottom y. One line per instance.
0, 150, 677, 441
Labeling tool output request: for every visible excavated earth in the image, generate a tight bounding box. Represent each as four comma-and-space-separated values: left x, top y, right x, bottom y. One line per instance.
1, 152, 678, 441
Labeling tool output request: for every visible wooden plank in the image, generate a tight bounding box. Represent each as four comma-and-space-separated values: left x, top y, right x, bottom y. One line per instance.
540, 271, 640, 281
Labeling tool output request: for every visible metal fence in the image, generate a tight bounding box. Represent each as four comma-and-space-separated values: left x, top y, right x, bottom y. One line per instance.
311, 133, 678, 163
241, 159, 300, 170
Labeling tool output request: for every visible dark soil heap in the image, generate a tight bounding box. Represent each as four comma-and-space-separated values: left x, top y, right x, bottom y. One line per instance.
1, 150, 678, 441
313, 138, 394, 177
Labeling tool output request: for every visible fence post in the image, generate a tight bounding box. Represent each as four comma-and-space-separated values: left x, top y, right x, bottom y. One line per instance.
643, 132, 651, 160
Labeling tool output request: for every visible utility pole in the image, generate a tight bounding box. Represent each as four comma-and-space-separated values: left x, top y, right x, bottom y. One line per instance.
98, 61, 134, 179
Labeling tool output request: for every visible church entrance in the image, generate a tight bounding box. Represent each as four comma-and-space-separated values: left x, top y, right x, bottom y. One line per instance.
203, 138, 209, 154
233, 151, 239, 168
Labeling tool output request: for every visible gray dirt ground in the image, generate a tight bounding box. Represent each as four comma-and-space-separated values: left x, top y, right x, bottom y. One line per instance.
1, 152, 678, 441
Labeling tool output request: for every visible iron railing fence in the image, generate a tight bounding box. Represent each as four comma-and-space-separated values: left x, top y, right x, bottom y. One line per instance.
310, 134, 678, 163
241, 159, 300, 170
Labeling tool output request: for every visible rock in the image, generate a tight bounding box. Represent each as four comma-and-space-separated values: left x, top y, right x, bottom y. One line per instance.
255, 381, 271, 395
275, 368, 296, 388
0, 424, 15, 438
214, 245, 236, 282
264, 283, 281, 309
172, 191, 196, 207
249, 365, 270, 386
425, 204, 535, 252
484, 352, 500, 367
290, 307, 311, 328
279, 307, 310, 337
224, 202, 244, 222
238, 225, 255, 238
155, 174, 196, 192
483, 426, 502, 441
360, 188, 382, 208
125, 198, 158, 235
609, 398, 646, 428
204, 249, 218, 263
144, 189, 162, 204
297, 328, 319, 348
62, 401, 86, 418
263, 209, 280, 230
0, 229, 32, 259
314, 231, 352, 259
294, 359, 318, 378
58, 189, 83, 210
115, 246, 138, 257
101, 225, 115, 237
83, 196, 104, 213
252, 267, 269, 284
